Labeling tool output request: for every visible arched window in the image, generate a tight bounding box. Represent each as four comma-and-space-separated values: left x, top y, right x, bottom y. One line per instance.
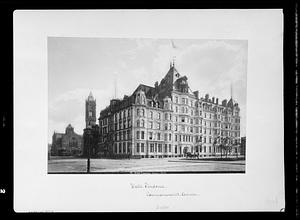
142, 109, 145, 117
141, 119, 145, 127
137, 108, 140, 116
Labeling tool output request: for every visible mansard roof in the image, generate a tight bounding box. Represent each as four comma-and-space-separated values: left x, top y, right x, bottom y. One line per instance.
99, 63, 240, 119
132, 84, 155, 98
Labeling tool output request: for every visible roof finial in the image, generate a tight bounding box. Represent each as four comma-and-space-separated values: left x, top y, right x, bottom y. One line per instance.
172, 56, 176, 67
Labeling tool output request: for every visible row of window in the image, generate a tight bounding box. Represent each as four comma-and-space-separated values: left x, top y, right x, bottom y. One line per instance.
136, 107, 239, 121
135, 130, 240, 142
114, 142, 132, 154
112, 142, 239, 155
173, 96, 239, 113
114, 130, 132, 141
137, 143, 176, 153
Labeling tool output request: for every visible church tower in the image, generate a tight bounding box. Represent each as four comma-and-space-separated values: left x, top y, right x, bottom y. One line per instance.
85, 92, 96, 128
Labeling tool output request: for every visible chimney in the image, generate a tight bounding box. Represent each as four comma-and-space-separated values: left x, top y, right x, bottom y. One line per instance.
216, 98, 219, 105
193, 91, 199, 99
205, 94, 209, 101
212, 97, 215, 103
222, 99, 227, 106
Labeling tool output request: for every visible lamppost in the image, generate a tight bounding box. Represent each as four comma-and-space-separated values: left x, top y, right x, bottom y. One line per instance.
84, 127, 92, 173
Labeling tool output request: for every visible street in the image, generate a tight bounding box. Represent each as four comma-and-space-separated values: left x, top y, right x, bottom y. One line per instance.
48, 157, 245, 173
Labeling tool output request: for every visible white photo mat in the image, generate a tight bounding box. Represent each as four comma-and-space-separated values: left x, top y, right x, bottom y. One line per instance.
13, 9, 284, 212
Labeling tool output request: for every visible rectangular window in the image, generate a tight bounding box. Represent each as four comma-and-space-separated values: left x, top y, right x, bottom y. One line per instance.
164, 133, 167, 141
141, 143, 144, 152
136, 131, 140, 139
169, 144, 171, 152
164, 144, 168, 153
141, 131, 145, 139
137, 143, 140, 153
114, 143, 117, 153
149, 132, 153, 140
150, 144, 154, 152
119, 143, 122, 153
169, 133, 171, 141
127, 143, 131, 153
158, 144, 162, 152
157, 132, 161, 140
157, 122, 161, 130
123, 142, 126, 153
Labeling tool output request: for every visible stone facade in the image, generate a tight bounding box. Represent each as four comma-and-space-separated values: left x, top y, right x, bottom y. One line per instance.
97, 63, 242, 158
51, 124, 83, 156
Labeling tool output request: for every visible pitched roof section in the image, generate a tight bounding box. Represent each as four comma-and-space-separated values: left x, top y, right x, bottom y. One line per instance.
132, 84, 155, 98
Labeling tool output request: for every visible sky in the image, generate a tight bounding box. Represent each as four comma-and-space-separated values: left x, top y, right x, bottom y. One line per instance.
48, 37, 247, 143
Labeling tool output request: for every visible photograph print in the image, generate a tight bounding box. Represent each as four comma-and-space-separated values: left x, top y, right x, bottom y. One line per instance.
48, 37, 247, 174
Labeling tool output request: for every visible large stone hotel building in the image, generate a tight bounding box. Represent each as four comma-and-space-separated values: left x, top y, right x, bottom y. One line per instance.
85, 62, 241, 158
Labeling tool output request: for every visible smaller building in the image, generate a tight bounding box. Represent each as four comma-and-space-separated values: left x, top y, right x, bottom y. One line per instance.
51, 124, 83, 156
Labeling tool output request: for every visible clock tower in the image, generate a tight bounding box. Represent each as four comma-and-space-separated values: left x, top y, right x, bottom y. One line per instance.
85, 92, 96, 128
